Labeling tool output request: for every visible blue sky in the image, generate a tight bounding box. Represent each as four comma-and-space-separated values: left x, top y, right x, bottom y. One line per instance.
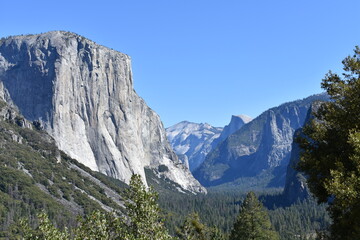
1, 1, 360, 127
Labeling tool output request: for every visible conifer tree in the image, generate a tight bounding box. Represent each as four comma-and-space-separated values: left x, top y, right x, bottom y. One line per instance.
297, 46, 360, 240
122, 174, 172, 240
177, 212, 208, 240
20, 212, 70, 240
230, 192, 279, 240
18, 174, 172, 240
74, 210, 113, 240
177, 212, 226, 240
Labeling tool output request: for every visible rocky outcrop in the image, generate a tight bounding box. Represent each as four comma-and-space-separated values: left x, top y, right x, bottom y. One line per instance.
166, 121, 222, 171
211, 114, 252, 148
282, 102, 325, 203
0, 31, 205, 193
193, 94, 329, 189
282, 131, 309, 204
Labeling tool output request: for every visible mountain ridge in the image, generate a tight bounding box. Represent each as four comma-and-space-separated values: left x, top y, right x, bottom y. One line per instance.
166, 121, 223, 171
193, 93, 329, 190
282, 101, 326, 204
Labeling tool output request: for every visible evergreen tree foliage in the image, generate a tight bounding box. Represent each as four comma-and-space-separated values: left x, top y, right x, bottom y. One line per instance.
19, 212, 70, 240
269, 199, 330, 240
176, 212, 226, 240
297, 46, 360, 240
157, 187, 329, 239
14, 175, 331, 239
74, 210, 115, 240
176, 212, 208, 240
17, 174, 172, 240
230, 192, 279, 240
122, 174, 172, 240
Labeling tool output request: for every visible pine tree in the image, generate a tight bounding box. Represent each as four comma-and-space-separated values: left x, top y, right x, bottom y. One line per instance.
230, 192, 279, 240
74, 210, 113, 240
123, 174, 172, 240
176, 212, 226, 240
176, 212, 208, 240
297, 46, 360, 240
19, 211, 70, 240
18, 174, 172, 240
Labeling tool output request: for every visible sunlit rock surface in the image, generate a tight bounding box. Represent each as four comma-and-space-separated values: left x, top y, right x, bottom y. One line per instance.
0, 31, 205, 193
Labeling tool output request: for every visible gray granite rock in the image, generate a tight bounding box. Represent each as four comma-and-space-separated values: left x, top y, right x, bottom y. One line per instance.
282, 102, 326, 203
0, 31, 205, 193
194, 94, 329, 189
210, 114, 252, 149
166, 121, 222, 171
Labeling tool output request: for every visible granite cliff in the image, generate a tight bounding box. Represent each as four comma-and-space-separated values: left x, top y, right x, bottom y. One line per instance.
282, 102, 325, 203
211, 114, 252, 148
0, 31, 205, 193
193, 94, 329, 190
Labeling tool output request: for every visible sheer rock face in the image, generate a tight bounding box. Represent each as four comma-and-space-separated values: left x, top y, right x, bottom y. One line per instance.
210, 114, 252, 149
218, 115, 252, 143
0, 31, 205, 193
282, 131, 309, 204
283, 102, 325, 203
194, 94, 329, 189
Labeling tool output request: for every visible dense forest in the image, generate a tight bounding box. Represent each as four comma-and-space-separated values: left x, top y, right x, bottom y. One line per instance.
156, 188, 330, 239
0, 168, 331, 239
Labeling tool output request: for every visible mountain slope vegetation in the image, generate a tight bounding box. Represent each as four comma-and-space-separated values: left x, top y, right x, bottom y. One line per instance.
0, 100, 126, 237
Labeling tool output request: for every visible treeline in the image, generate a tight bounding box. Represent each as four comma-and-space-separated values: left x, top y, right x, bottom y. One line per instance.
0, 173, 331, 239
269, 199, 331, 240
7, 175, 283, 240
157, 188, 331, 239
0, 115, 127, 238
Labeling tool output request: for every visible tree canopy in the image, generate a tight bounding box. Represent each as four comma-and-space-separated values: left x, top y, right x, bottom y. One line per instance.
123, 174, 172, 240
230, 192, 279, 240
176, 212, 225, 240
18, 174, 172, 240
297, 46, 360, 239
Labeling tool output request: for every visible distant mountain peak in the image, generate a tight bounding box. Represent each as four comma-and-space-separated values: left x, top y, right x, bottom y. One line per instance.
194, 93, 329, 189
232, 114, 252, 124
210, 114, 252, 148
166, 121, 223, 171
166, 114, 252, 172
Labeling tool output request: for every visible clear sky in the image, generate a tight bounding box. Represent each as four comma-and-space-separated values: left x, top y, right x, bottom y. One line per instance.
1, 1, 360, 127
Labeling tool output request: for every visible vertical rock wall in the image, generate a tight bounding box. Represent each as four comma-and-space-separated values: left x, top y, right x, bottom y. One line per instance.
0, 31, 205, 193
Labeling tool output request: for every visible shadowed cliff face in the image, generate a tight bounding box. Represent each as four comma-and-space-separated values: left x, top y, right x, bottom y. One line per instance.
0, 37, 57, 121
282, 102, 326, 204
0, 31, 205, 193
193, 94, 329, 190
212, 115, 252, 148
